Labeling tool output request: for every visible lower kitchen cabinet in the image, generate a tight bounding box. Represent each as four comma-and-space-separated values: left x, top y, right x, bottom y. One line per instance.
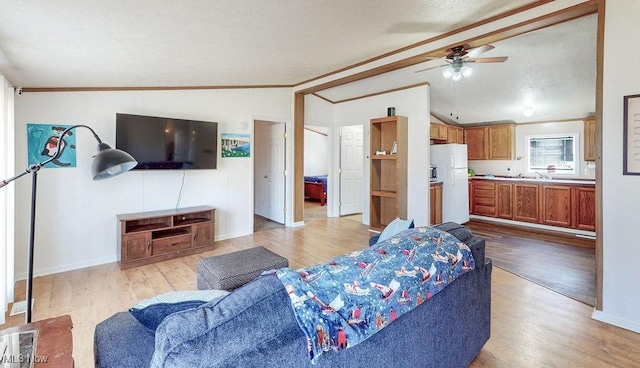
513, 184, 540, 223
573, 186, 596, 231
541, 185, 572, 227
430, 183, 443, 225
470, 178, 595, 231
471, 180, 497, 217
496, 183, 513, 219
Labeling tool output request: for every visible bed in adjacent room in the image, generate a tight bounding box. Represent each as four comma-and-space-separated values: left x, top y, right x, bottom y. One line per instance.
304, 175, 327, 206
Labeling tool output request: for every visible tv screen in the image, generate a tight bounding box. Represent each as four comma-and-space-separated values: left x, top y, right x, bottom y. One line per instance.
116, 113, 218, 170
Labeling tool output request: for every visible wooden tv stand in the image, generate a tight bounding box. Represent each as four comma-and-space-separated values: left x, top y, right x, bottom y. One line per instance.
117, 206, 216, 269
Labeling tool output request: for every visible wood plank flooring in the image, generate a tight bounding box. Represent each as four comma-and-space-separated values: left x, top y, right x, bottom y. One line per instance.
466, 219, 596, 306
3, 218, 639, 368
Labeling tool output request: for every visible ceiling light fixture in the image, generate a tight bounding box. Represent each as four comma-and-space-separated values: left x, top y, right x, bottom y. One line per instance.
523, 106, 534, 117
442, 61, 472, 81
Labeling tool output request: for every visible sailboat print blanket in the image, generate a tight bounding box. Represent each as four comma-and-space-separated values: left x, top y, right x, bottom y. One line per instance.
274, 226, 475, 363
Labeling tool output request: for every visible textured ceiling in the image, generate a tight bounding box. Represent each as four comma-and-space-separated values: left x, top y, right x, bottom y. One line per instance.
319, 14, 597, 124
0, 0, 595, 125
0, 0, 533, 88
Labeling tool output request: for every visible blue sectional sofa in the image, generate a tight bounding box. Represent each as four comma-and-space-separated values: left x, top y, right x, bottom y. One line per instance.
94, 222, 492, 368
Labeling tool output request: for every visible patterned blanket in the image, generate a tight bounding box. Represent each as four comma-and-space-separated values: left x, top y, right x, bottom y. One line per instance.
275, 226, 475, 363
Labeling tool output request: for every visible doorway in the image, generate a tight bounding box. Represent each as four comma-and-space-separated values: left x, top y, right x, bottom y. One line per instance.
303, 125, 329, 222
254, 120, 286, 232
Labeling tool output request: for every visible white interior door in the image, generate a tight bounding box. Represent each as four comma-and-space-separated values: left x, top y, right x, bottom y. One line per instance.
266, 123, 285, 223
255, 121, 285, 224
340, 125, 364, 216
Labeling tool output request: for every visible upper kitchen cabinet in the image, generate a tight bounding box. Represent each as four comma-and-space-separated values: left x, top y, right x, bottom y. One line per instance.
584, 118, 596, 161
430, 123, 448, 141
465, 126, 488, 160
465, 124, 515, 160
488, 124, 515, 160
447, 126, 464, 144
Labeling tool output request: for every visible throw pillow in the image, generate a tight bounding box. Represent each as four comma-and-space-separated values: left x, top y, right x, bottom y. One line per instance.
376, 217, 414, 244
130, 289, 230, 331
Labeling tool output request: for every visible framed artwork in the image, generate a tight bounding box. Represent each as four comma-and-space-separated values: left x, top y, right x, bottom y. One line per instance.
221, 133, 250, 158
27, 124, 76, 168
623, 94, 640, 175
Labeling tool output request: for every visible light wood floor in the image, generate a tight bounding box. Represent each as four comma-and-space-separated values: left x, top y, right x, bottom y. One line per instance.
3, 218, 640, 368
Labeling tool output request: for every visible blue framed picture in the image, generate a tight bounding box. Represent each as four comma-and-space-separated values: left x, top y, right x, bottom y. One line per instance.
27, 124, 77, 168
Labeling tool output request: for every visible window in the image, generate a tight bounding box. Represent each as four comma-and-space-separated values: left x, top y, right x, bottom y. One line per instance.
526, 134, 578, 174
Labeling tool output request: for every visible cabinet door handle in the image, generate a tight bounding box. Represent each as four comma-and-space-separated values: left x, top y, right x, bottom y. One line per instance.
147, 240, 151, 251
169, 242, 179, 247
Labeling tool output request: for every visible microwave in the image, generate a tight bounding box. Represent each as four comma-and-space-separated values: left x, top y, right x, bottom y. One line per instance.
430, 166, 437, 181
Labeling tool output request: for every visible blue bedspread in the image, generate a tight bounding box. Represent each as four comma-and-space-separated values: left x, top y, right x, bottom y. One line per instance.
275, 226, 475, 363
304, 175, 327, 193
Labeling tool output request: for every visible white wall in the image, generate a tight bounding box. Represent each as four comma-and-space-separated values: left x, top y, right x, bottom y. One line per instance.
13, 88, 292, 279
468, 120, 596, 179
593, 0, 640, 333
333, 85, 430, 226
304, 126, 329, 176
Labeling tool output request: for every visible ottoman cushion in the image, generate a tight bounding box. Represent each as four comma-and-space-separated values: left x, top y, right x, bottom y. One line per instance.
197, 246, 289, 290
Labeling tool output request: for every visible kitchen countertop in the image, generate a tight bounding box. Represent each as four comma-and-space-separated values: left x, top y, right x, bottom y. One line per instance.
470, 175, 595, 185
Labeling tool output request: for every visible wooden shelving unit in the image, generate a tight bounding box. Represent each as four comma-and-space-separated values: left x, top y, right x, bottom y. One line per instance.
117, 206, 216, 269
369, 115, 407, 231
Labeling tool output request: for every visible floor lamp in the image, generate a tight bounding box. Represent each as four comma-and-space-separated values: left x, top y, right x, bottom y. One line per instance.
0, 124, 137, 323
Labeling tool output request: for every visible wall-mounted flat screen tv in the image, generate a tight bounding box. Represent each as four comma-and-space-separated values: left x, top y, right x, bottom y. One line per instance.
116, 113, 218, 170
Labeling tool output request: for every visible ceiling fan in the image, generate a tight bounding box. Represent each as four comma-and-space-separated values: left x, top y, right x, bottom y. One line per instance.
415, 44, 508, 80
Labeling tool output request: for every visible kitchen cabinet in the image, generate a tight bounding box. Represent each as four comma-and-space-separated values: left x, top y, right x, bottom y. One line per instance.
584, 118, 596, 161
370, 116, 408, 231
488, 124, 515, 160
470, 180, 497, 217
430, 183, 443, 225
465, 124, 515, 160
447, 126, 464, 144
541, 185, 572, 227
513, 183, 540, 223
465, 127, 488, 160
470, 178, 595, 231
496, 183, 513, 219
572, 186, 596, 231
430, 124, 448, 141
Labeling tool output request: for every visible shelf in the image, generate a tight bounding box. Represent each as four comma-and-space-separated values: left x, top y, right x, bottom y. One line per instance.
371, 155, 397, 160
153, 228, 190, 240
126, 223, 169, 233
371, 190, 398, 198
174, 218, 211, 226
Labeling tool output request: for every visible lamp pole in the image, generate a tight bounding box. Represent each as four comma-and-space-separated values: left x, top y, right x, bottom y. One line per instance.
1, 124, 137, 323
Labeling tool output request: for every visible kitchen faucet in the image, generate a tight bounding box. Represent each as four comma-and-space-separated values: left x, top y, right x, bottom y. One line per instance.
534, 171, 551, 179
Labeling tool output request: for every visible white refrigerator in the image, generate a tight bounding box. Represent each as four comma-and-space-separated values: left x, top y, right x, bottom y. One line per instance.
430, 144, 469, 224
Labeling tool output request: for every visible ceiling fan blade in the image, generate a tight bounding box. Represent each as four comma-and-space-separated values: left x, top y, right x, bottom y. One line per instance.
414, 64, 447, 73
467, 56, 508, 63
465, 44, 495, 58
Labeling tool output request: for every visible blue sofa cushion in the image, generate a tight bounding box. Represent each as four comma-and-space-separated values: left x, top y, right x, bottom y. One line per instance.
131, 301, 207, 331
151, 275, 305, 368
369, 219, 414, 246
130, 289, 230, 331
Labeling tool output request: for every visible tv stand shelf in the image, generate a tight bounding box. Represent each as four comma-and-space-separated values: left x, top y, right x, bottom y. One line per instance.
117, 206, 216, 270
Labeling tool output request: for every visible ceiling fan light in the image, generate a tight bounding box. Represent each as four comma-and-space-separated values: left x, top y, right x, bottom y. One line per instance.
451, 72, 463, 82
461, 65, 473, 77
442, 67, 454, 79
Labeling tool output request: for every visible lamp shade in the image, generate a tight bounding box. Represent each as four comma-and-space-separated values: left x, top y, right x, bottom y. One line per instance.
92, 142, 138, 180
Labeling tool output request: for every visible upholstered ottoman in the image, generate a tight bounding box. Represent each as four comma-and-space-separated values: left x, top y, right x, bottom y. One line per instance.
197, 246, 289, 290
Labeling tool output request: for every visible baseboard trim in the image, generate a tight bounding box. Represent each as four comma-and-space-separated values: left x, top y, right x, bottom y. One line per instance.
469, 215, 596, 237
15, 255, 117, 281
592, 309, 640, 334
